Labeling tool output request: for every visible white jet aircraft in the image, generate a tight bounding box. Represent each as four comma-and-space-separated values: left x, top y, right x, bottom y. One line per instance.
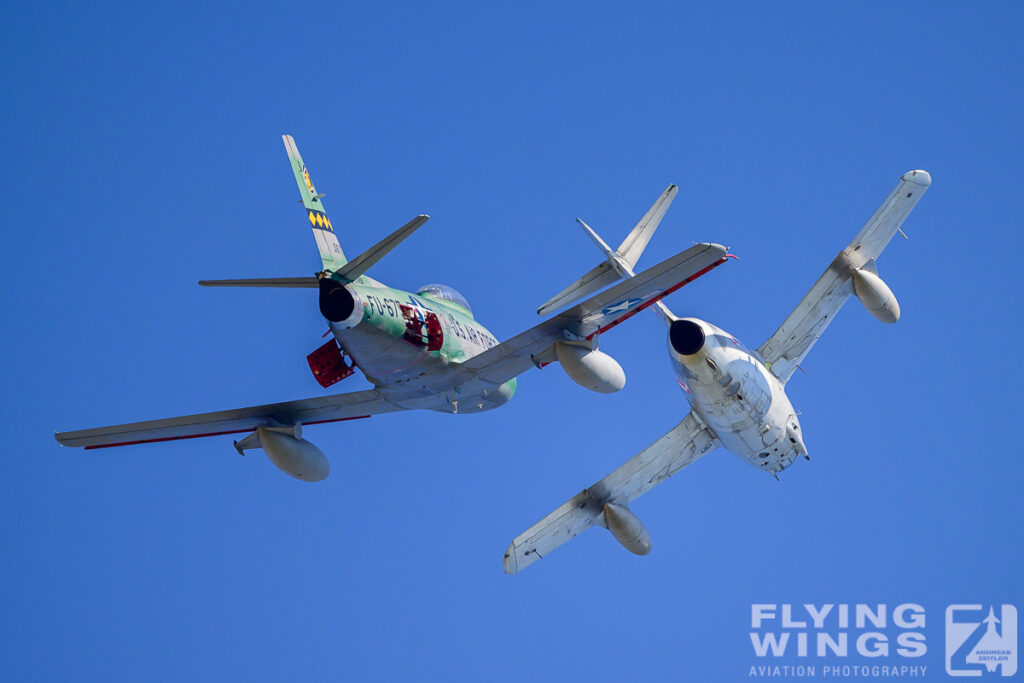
504, 170, 931, 574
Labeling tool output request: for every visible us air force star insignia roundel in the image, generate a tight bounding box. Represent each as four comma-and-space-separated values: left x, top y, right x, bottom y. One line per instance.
601, 297, 644, 315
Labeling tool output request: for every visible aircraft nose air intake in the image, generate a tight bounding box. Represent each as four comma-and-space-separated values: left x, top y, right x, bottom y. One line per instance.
669, 319, 705, 355
319, 278, 356, 322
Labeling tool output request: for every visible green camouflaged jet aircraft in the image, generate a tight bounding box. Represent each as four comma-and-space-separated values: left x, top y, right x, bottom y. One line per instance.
55, 136, 730, 481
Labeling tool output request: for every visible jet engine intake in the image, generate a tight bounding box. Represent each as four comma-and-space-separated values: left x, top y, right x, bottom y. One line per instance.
554, 342, 626, 393
603, 502, 652, 555
319, 278, 364, 328
852, 268, 900, 324
234, 425, 330, 482
669, 319, 705, 355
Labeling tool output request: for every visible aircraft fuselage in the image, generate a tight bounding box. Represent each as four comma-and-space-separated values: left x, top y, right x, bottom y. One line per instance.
326, 278, 516, 414
668, 318, 807, 475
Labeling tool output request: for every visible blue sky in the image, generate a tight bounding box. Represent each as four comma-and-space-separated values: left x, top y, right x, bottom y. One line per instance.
2, 2, 1022, 681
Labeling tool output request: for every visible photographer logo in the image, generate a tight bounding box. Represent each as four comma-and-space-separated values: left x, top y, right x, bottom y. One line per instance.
946, 605, 1017, 677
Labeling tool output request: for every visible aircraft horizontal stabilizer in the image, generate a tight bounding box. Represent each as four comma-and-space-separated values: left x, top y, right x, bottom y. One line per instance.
618, 183, 677, 266
538, 184, 678, 315
198, 215, 428, 288
536, 261, 619, 315
333, 214, 429, 283
198, 277, 319, 288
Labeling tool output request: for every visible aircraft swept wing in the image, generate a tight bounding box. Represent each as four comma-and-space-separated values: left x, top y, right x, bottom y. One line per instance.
54, 389, 402, 449
504, 412, 718, 574
757, 170, 931, 382
55, 243, 730, 450
456, 242, 728, 389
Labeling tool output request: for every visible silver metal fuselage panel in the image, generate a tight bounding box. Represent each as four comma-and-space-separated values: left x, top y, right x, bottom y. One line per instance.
670, 318, 805, 474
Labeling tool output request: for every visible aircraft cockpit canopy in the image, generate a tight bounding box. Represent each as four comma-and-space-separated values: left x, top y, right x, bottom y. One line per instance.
417, 284, 472, 316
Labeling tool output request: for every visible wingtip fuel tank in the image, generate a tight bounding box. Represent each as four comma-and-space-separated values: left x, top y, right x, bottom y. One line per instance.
901, 169, 931, 186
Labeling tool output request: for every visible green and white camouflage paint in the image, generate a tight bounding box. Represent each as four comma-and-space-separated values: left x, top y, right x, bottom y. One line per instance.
284, 135, 516, 412
56, 134, 730, 488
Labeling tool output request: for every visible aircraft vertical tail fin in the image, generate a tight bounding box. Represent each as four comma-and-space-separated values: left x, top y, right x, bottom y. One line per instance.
282, 134, 348, 271
198, 138, 429, 288
537, 185, 678, 318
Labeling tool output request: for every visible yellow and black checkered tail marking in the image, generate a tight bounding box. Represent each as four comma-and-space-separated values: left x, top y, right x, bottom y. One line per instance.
284, 134, 348, 268
308, 210, 334, 233
308, 208, 344, 266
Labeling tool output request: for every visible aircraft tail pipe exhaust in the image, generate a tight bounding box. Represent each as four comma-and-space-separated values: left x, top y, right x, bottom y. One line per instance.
319, 277, 364, 328
669, 319, 705, 356
234, 424, 330, 482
